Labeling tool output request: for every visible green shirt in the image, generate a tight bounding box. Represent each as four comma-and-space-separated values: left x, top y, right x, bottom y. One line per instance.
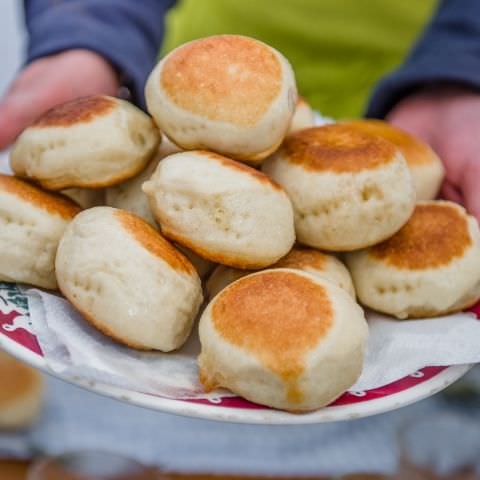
162, 0, 437, 119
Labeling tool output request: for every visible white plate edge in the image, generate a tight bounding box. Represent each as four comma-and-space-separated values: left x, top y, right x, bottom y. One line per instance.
0, 332, 472, 425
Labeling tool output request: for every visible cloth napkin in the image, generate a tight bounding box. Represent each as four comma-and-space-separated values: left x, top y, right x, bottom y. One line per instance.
25, 288, 480, 397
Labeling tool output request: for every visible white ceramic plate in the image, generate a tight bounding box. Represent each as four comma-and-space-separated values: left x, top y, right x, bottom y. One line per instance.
0, 282, 476, 425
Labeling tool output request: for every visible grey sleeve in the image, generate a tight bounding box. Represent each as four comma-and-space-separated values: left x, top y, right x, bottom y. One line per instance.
367, 0, 480, 118
24, 0, 176, 106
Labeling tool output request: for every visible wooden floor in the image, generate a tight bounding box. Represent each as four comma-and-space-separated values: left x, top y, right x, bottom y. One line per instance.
0, 460, 30, 480
0, 460, 327, 479
0, 459, 387, 479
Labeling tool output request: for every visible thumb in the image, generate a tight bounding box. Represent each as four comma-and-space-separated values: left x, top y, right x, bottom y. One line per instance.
0, 71, 69, 151
0, 87, 52, 150
0, 97, 29, 150
460, 160, 480, 223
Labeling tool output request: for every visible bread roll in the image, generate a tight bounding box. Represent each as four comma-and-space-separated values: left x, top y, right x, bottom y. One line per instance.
0, 174, 80, 289
105, 139, 214, 278
56, 207, 203, 351
263, 124, 416, 251
146, 35, 297, 164
62, 188, 105, 209
206, 246, 355, 299
0, 351, 43, 429
11, 96, 160, 190
346, 201, 480, 318
345, 119, 444, 200
143, 151, 295, 269
199, 269, 368, 411
176, 244, 215, 279
288, 97, 315, 133
106, 158, 160, 228
105, 135, 182, 228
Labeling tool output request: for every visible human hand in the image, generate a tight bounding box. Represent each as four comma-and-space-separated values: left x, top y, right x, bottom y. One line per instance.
387, 86, 480, 222
0, 49, 120, 149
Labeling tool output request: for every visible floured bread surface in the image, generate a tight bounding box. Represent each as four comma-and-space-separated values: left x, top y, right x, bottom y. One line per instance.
346, 201, 480, 318
263, 124, 416, 251
105, 162, 215, 277
106, 142, 214, 278
346, 119, 445, 200
105, 135, 183, 228
206, 246, 354, 299
199, 269, 367, 411
0, 351, 44, 429
288, 97, 315, 134
106, 157, 161, 227
11, 95, 160, 190
55, 207, 203, 351
0, 174, 80, 289
146, 35, 297, 164
143, 151, 296, 269
62, 188, 105, 209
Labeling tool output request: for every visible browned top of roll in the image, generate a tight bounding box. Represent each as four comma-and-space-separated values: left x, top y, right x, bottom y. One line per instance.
282, 124, 398, 173
0, 174, 81, 219
161, 35, 282, 126
211, 270, 333, 383
274, 246, 328, 270
370, 202, 472, 270
33, 96, 116, 128
116, 210, 196, 275
345, 119, 439, 166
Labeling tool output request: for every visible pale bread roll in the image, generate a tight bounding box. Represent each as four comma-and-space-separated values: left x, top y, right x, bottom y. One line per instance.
0, 351, 43, 430
288, 97, 315, 133
105, 135, 182, 227
143, 151, 295, 269
263, 125, 416, 251
345, 119, 445, 200
346, 201, 480, 319
62, 188, 105, 209
0, 174, 81, 289
146, 35, 297, 164
11, 96, 160, 190
106, 157, 160, 227
199, 269, 368, 411
206, 246, 355, 299
55, 207, 203, 351
105, 139, 214, 278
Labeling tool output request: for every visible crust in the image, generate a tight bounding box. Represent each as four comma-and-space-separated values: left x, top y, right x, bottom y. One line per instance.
32, 153, 157, 191
370, 202, 472, 270
0, 174, 81, 219
115, 209, 196, 275
160, 35, 282, 127
33, 96, 116, 127
282, 124, 398, 173
161, 227, 282, 270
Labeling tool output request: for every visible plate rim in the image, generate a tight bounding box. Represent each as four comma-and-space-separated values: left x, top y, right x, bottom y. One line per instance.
0, 331, 472, 425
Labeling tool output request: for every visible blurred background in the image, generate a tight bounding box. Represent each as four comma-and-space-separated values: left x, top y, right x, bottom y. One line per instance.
1, 1, 480, 479
0, 2, 22, 93
0, 1, 22, 173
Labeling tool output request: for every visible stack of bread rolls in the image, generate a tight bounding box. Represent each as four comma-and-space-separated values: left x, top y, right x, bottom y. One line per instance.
2, 34, 479, 412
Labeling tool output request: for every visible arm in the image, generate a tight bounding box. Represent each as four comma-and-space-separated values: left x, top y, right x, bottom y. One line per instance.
0, 0, 175, 149
367, 0, 480, 222
367, 0, 480, 118
24, 0, 176, 105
